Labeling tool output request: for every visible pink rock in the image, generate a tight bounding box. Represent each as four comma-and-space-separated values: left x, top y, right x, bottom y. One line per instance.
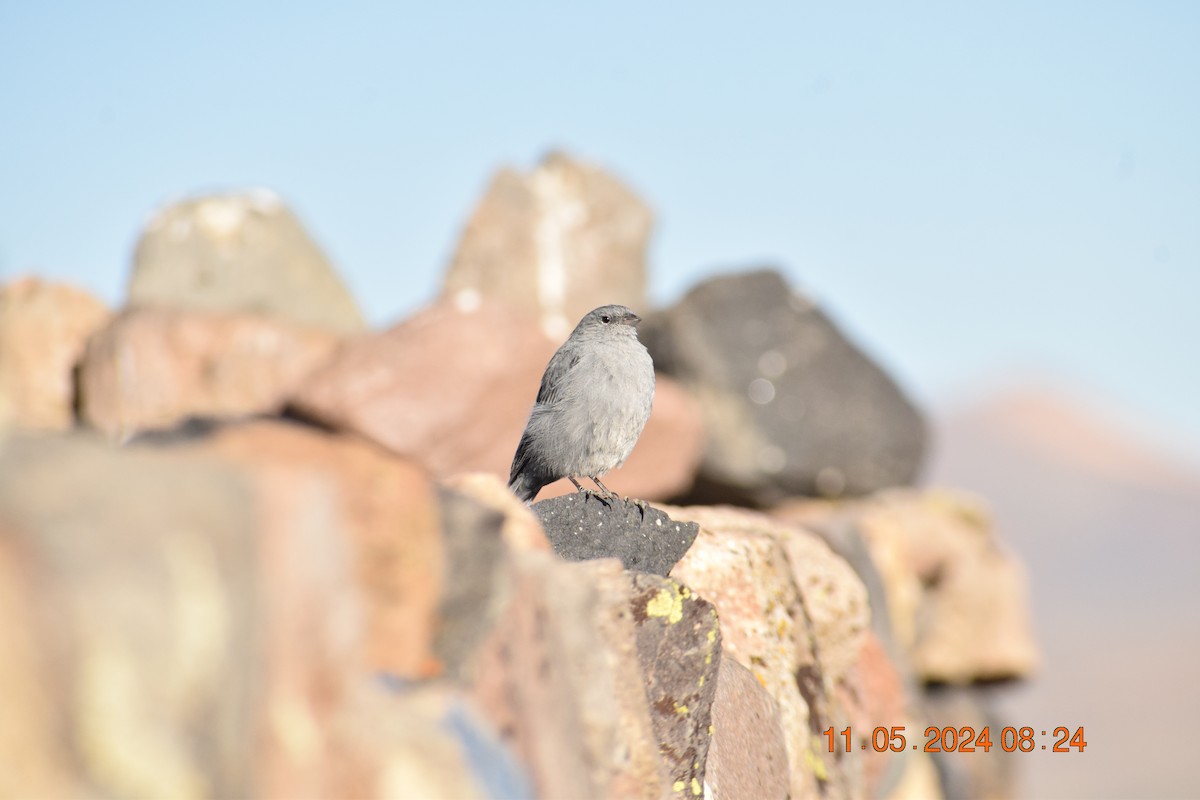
77, 308, 339, 440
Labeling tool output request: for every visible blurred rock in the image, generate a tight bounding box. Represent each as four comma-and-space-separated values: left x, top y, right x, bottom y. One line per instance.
192, 418, 443, 680
921, 685, 1017, 800
641, 269, 927, 505
78, 308, 339, 440
468, 554, 671, 799
289, 296, 557, 475
705, 658, 790, 800
629, 573, 722, 797
834, 631, 910, 799
667, 505, 869, 799
289, 296, 703, 501
434, 488, 510, 679
442, 472, 552, 553
0, 277, 110, 431
0, 431, 363, 797
532, 493, 699, 576
130, 190, 365, 334
444, 151, 652, 340
854, 490, 1038, 684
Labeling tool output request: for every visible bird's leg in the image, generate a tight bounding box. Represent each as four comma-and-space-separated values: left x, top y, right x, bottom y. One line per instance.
589, 476, 620, 503
570, 475, 610, 506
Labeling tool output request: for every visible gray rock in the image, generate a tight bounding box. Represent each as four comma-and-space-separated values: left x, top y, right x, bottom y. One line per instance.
129, 190, 365, 334
641, 269, 927, 505
531, 493, 698, 576
629, 573, 722, 796
443, 152, 652, 340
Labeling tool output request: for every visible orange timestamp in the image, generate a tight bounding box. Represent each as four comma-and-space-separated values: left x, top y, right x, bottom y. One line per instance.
823, 725, 1087, 754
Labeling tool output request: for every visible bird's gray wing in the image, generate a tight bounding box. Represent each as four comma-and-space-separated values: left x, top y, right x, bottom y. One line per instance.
534, 346, 580, 406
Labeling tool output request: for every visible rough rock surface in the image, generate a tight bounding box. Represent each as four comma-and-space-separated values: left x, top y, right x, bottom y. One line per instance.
667, 505, 871, 800
468, 554, 671, 799
533, 493, 699, 576
129, 190, 365, 334
705, 657, 790, 800
444, 151, 653, 340
641, 269, 927, 505
78, 308, 339, 440
289, 296, 703, 500
629, 573, 722, 796
0, 277, 110, 431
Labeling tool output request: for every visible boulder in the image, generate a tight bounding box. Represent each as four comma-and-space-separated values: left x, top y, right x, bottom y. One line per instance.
629, 573, 722, 797
0, 431, 371, 798
641, 269, 927, 505
129, 190, 364, 334
78, 308, 339, 440
666, 505, 871, 799
532, 493, 699, 576
289, 296, 703, 501
444, 151, 652, 340
705, 658, 790, 800
0, 277, 110, 431
468, 554, 671, 799
853, 490, 1038, 684
190, 418, 444, 680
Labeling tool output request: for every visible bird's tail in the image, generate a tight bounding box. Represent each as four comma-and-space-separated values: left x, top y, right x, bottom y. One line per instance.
508, 469, 544, 503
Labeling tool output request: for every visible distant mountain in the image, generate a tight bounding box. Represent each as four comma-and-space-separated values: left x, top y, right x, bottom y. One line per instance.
928, 385, 1200, 800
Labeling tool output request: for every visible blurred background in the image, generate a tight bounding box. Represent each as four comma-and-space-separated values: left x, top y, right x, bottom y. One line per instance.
2, 2, 1197, 797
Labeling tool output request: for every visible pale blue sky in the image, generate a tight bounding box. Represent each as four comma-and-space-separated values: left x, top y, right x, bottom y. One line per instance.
3, 1, 1198, 452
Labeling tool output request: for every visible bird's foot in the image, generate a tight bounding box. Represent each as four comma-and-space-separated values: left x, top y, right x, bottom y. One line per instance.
576, 487, 614, 507
625, 496, 650, 519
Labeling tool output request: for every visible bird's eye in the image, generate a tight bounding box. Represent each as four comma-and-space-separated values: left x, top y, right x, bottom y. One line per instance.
600, 314, 611, 324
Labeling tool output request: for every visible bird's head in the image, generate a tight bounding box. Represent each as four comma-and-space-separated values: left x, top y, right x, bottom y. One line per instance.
575, 304, 642, 338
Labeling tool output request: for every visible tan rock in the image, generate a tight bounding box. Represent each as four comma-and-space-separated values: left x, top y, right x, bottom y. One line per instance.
667, 505, 869, 799
290, 297, 703, 501
442, 472, 551, 553
78, 308, 339, 440
130, 190, 365, 334
856, 490, 1038, 683
0, 277, 110, 431
196, 418, 443, 680
444, 151, 653, 340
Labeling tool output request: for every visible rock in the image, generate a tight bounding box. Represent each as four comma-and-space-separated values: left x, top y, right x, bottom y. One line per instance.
667, 505, 868, 799
641, 269, 927, 505
468, 554, 671, 799
532, 493, 699, 576
190, 418, 443, 680
0, 431, 361, 797
629, 573, 722, 796
288, 296, 558, 477
433, 487, 510, 679
0, 277, 110, 431
442, 472, 552, 554
78, 308, 339, 440
922, 685, 1017, 800
854, 490, 1038, 684
705, 658, 790, 800
366, 681, 533, 800
129, 190, 365, 334
834, 631, 910, 800
289, 296, 703, 501
444, 151, 653, 340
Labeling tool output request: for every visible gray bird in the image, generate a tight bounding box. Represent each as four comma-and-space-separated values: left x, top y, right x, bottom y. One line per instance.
509, 304, 655, 503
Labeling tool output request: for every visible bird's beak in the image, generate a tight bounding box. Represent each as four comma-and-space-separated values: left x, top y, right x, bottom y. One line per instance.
627, 313, 642, 327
